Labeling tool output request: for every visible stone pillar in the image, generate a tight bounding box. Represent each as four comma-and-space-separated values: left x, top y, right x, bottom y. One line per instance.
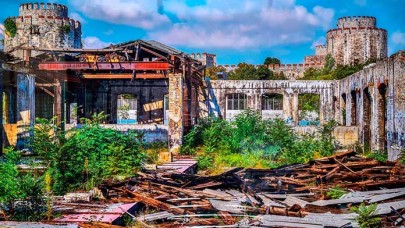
53, 78, 66, 130
168, 73, 184, 156
282, 89, 292, 123
0, 68, 3, 155
16, 73, 35, 150
292, 92, 299, 125
54, 78, 62, 125
345, 92, 352, 126
320, 89, 334, 124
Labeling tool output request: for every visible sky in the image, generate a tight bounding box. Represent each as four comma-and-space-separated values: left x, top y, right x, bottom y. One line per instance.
0, 0, 404, 64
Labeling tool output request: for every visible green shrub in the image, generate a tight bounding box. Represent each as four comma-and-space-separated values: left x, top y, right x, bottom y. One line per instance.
351, 203, 381, 228
326, 186, 348, 199
0, 148, 46, 221
365, 150, 388, 162
4, 18, 17, 38
53, 126, 144, 193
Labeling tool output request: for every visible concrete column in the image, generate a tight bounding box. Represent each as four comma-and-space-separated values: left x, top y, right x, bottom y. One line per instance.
16, 73, 35, 150
292, 92, 299, 125
168, 73, 184, 155
0, 68, 3, 155
320, 89, 334, 124
282, 90, 292, 123
345, 92, 351, 126
54, 78, 62, 125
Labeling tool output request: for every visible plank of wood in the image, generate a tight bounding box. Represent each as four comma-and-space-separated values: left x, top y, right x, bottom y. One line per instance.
369, 191, 405, 203
218, 211, 236, 225
309, 197, 366, 207
137, 211, 174, 222
121, 189, 185, 214
374, 200, 405, 215
209, 199, 245, 214
257, 194, 285, 208
283, 196, 309, 208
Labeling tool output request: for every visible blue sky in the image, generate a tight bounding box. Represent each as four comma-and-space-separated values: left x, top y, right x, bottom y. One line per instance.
0, 0, 404, 64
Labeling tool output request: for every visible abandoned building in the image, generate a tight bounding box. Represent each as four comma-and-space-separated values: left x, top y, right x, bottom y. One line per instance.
0, 3, 404, 160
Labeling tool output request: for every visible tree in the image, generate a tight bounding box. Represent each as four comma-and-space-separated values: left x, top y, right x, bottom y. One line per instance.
264, 57, 281, 66
228, 63, 258, 80
324, 54, 335, 73
205, 65, 226, 80
256, 65, 274, 80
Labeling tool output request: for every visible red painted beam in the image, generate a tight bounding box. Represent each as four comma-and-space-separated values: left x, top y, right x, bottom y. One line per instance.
38, 61, 172, 71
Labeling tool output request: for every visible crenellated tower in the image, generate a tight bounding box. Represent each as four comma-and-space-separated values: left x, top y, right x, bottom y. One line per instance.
326, 16, 387, 65
4, 3, 82, 58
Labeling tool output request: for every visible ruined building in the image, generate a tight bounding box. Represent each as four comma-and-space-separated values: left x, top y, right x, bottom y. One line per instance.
4, 3, 82, 58
0, 4, 404, 160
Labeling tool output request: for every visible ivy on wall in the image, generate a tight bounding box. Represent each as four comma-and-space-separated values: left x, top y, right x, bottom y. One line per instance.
4, 18, 17, 38
59, 25, 71, 34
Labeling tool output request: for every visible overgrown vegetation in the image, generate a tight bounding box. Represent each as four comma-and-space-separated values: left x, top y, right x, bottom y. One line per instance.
181, 110, 337, 173
351, 203, 381, 228
0, 148, 46, 221
326, 186, 348, 199
0, 112, 147, 221
59, 25, 71, 34
4, 18, 17, 38
301, 54, 376, 80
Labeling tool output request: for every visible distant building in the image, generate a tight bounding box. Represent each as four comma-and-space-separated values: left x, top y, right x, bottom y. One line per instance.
191, 53, 217, 67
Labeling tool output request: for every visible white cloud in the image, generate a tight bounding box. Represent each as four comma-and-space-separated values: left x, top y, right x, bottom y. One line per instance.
0, 23, 4, 37
71, 0, 170, 29
83, 36, 113, 49
72, 0, 334, 50
151, 0, 334, 49
391, 32, 405, 46
70, 12, 87, 24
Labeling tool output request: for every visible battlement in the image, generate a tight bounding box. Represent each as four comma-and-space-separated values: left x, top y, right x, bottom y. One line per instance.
19, 3, 68, 18
326, 27, 387, 37
337, 16, 376, 29
315, 45, 327, 56
13, 16, 81, 29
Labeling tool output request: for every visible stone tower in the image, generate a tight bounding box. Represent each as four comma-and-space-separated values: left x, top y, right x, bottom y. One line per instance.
326, 16, 387, 65
4, 3, 82, 58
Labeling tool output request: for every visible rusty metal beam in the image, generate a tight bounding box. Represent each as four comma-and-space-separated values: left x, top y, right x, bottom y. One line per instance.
38, 62, 171, 71
82, 73, 166, 79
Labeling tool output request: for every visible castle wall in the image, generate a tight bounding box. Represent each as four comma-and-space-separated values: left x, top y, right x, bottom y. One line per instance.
4, 3, 82, 58
337, 51, 405, 159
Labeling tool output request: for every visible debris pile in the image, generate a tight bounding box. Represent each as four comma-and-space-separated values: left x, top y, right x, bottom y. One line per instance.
54, 151, 405, 227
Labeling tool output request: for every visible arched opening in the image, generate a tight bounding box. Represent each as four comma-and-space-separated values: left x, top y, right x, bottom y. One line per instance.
350, 90, 357, 126
377, 83, 387, 150
363, 87, 372, 152
341, 93, 347, 125
261, 93, 283, 120
226, 93, 247, 121
117, 94, 137, 124
298, 93, 320, 126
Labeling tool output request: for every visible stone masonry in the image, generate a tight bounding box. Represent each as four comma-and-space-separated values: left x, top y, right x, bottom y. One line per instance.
327, 16, 387, 65
4, 3, 82, 59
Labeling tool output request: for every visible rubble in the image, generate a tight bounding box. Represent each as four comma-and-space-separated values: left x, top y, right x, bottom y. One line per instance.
45, 151, 405, 227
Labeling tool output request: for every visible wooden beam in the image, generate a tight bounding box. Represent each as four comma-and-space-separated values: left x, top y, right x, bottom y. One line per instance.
140, 46, 168, 61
